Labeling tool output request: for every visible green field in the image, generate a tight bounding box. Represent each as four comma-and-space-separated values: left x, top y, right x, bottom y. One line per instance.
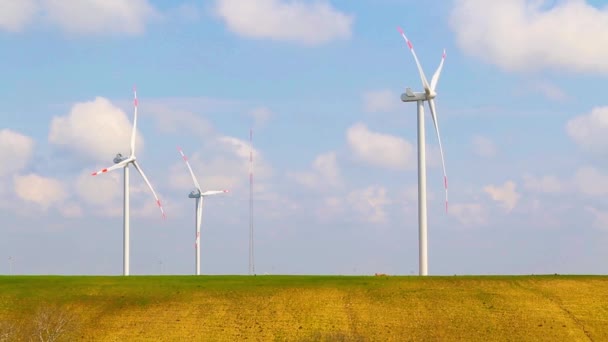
1, 275, 607, 341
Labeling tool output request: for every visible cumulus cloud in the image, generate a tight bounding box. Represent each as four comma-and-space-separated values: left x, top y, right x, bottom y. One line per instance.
147, 103, 214, 137
347, 122, 415, 170
585, 206, 608, 230
76, 169, 121, 207
483, 180, 520, 212
471, 135, 497, 158
449, 202, 486, 226
289, 151, 342, 189
315, 196, 345, 221
566, 106, 608, 153
217, 135, 273, 177
48, 97, 143, 163
573, 166, 608, 196
347, 186, 392, 224
13, 173, 68, 210
215, 0, 354, 45
0, 0, 38, 32
0, 0, 158, 35
522, 173, 563, 193
170, 135, 273, 194
527, 80, 569, 102
0, 129, 35, 177
248, 107, 273, 128
362, 89, 399, 113
450, 0, 608, 74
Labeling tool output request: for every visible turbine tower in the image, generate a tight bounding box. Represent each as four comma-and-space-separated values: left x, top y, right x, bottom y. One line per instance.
249, 127, 255, 275
397, 27, 449, 276
91, 87, 166, 276
177, 147, 229, 276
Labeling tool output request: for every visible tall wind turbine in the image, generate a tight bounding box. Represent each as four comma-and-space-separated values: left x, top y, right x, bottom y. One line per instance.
397, 27, 449, 276
91, 87, 166, 276
177, 147, 229, 275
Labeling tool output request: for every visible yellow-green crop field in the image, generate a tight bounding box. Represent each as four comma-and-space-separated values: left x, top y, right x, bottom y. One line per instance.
1, 275, 607, 341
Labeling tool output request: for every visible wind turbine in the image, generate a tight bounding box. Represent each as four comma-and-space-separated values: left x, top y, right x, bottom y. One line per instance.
8, 256, 13, 275
177, 147, 229, 275
397, 27, 449, 276
91, 87, 166, 276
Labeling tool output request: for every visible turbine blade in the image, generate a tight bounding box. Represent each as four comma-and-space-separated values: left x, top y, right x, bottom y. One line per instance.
201, 190, 229, 196
91, 159, 130, 176
132, 160, 166, 219
397, 26, 430, 92
428, 99, 448, 212
177, 147, 201, 190
130, 86, 138, 157
430, 49, 446, 92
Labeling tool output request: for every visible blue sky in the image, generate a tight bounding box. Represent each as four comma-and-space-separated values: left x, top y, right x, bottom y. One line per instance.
2, 0, 608, 276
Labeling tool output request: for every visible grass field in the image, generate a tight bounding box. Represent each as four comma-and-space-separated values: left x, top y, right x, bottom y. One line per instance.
1, 275, 607, 341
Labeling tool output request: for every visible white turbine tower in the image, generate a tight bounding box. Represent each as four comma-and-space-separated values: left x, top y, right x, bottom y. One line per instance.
177, 147, 229, 276
397, 27, 449, 276
91, 87, 166, 276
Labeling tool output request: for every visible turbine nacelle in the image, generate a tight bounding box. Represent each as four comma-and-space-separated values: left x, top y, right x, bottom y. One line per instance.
188, 189, 202, 198
401, 88, 432, 102
113, 153, 130, 164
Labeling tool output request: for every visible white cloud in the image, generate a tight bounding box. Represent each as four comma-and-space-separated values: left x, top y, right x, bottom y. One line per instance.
449, 202, 486, 226
316, 196, 345, 222
347, 122, 415, 170
566, 106, 608, 153
13, 173, 68, 210
248, 107, 273, 128
215, 0, 354, 45
347, 186, 392, 224
573, 166, 608, 196
0, 0, 38, 32
0, 0, 158, 35
166, 2, 201, 22
450, 0, 608, 74
362, 89, 399, 113
522, 173, 563, 194
76, 169, 121, 207
48, 97, 143, 163
313, 152, 341, 186
471, 135, 497, 158
217, 136, 273, 178
585, 206, 608, 230
483, 180, 520, 212
170, 135, 273, 194
144, 98, 220, 136
42, 0, 158, 35
527, 80, 569, 102
58, 202, 84, 218
289, 151, 342, 189
0, 129, 35, 177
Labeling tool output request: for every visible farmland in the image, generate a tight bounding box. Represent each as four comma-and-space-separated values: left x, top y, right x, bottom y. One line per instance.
1, 275, 607, 341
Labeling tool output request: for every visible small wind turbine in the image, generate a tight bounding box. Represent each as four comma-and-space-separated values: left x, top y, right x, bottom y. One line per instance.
397, 27, 449, 276
8, 256, 13, 275
177, 147, 229, 275
91, 87, 166, 276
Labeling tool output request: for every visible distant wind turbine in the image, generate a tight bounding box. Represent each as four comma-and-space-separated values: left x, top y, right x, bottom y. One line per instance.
8, 256, 13, 275
249, 127, 255, 276
397, 27, 449, 276
91, 87, 166, 276
177, 147, 229, 275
